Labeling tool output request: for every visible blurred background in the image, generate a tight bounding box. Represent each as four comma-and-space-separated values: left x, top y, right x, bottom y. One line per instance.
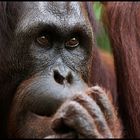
93, 2, 111, 53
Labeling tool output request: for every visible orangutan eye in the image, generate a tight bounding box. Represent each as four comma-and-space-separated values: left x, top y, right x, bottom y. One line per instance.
65, 37, 79, 48
37, 35, 49, 46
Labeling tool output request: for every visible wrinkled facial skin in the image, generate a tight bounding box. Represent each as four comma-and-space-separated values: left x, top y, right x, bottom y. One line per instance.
7, 2, 94, 138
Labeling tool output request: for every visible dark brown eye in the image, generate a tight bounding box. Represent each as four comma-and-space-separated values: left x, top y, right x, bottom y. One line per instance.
65, 37, 79, 48
37, 35, 49, 46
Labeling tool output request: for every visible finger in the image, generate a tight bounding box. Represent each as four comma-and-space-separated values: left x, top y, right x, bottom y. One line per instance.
87, 85, 122, 137
52, 101, 103, 138
44, 132, 76, 139
71, 93, 113, 138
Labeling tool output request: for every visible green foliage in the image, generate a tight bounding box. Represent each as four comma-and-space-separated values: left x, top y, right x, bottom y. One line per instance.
93, 2, 112, 53
93, 2, 102, 21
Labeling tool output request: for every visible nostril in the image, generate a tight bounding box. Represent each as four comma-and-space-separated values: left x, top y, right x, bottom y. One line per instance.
66, 72, 73, 84
54, 70, 65, 85
53, 70, 73, 85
